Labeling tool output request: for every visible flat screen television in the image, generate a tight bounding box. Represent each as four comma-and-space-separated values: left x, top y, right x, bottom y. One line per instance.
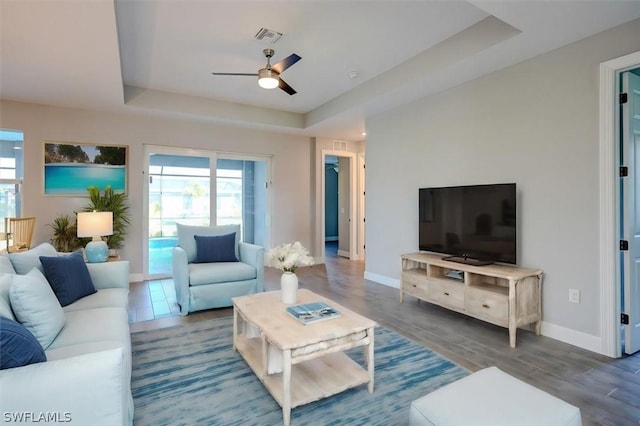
418, 183, 516, 265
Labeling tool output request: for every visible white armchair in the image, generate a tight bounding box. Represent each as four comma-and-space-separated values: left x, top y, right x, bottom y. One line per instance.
172, 224, 264, 315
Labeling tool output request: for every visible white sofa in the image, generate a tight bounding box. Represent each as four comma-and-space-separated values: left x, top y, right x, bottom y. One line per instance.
0, 243, 132, 426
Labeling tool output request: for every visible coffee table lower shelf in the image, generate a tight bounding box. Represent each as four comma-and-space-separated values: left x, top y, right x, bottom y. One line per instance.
235, 335, 371, 409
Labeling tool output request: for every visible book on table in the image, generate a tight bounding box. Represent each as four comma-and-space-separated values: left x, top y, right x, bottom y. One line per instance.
286, 301, 341, 325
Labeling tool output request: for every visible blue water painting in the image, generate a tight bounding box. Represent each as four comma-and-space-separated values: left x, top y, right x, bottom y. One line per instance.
44, 164, 126, 195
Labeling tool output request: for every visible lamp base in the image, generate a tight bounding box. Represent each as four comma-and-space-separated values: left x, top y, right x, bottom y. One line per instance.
85, 240, 108, 263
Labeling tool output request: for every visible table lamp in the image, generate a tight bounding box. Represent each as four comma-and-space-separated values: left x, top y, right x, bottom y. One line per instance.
77, 211, 113, 263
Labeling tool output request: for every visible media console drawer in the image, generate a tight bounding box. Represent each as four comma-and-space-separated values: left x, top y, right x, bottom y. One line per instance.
428, 279, 464, 310
402, 272, 428, 300
465, 287, 508, 326
400, 252, 542, 348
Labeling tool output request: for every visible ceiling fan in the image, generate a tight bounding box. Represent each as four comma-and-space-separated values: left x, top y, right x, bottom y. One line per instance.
212, 49, 301, 95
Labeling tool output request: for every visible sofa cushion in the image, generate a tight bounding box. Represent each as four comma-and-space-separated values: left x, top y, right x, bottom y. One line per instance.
0, 316, 46, 369
0, 254, 16, 274
63, 288, 129, 312
188, 261, 256, 286
10, 268, 66, 349
0, 274, 16, 321
39, 251, 97, 307
45, 340, 125, 362
177, 223, 240, 263
8, 242, 58, 275
47, 307, 130, 351
194, 233, 238, 263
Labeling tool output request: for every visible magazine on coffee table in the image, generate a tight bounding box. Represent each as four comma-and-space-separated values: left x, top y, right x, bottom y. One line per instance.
286, 301, 341, 325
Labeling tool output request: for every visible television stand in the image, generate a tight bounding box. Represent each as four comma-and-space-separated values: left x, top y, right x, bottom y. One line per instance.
400, 252, 543, 348
442, 255, 493, 267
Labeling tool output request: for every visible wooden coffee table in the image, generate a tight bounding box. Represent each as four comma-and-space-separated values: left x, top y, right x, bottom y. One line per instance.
232, 289, 377, 426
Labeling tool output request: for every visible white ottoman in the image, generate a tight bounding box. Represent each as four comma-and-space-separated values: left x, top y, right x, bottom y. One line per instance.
410, 366, 582, 426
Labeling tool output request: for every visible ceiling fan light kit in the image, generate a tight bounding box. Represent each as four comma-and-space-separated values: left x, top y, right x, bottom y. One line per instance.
258, 68, 279, 89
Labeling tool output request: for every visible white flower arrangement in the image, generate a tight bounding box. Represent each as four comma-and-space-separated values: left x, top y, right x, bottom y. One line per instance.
267, 241, 314, 273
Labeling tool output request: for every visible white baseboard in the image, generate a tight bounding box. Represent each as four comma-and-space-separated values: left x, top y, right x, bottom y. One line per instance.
337, 249, 350, 258
539, 321, 603, 355
130, 273, 144, 283
325, 236, 338, 242
364, 270, 400, 289
363, 271, 606, 355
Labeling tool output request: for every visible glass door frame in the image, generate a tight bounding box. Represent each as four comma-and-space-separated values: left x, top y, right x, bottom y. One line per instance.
143, 145, 217, 280
142, 145, 272, 280
216, 151, 273, 249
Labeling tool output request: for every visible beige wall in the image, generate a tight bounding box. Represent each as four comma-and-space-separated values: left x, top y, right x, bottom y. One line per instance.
0, 101, 314, 277
364, 19, 640, 348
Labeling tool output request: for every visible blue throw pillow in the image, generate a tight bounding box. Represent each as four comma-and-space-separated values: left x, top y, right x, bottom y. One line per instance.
39, 251, 97, 307
0, 316, 46, 369
194, 233, 238, 263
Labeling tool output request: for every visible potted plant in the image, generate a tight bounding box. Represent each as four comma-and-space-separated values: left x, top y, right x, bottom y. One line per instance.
48, 214, 83, 252
83, 185, 131, 254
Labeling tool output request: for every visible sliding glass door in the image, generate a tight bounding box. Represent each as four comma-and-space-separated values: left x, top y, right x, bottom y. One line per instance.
144, 146, 270, 278
147, 152, 211, 276
216, 155, 269, 248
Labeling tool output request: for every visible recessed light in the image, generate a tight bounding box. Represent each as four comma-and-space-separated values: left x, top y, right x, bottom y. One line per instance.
361, 132, 367, 136
348, 71, 359, 79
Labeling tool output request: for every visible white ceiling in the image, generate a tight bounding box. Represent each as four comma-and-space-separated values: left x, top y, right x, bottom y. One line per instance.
2, 1, 640, 141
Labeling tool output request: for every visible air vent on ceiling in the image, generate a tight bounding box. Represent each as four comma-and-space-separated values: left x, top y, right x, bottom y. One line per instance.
255, 28, 283, 44
332, 140, 347, 152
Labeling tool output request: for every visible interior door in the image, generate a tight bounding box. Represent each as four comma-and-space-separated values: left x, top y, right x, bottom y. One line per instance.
622, 71, 640, 355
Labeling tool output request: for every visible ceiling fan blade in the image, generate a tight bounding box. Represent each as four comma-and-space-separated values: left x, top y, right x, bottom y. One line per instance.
272, 54, 301, 74
278, 78, 297, 96
211, 72, 258, 76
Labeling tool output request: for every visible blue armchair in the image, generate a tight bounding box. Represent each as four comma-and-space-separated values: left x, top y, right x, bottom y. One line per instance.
172, 223, 264, 315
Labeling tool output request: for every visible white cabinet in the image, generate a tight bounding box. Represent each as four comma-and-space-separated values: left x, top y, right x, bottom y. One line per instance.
400, 252, 543, 347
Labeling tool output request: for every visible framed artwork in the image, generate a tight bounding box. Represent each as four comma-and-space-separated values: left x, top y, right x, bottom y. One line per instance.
44, 141, 128, 196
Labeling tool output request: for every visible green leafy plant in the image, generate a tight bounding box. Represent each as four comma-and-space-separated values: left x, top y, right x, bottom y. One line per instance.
48, 214, 82, 252
84, 185, 131, 249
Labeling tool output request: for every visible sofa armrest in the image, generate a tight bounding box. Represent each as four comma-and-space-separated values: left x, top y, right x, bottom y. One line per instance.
172, 247, 190, 316
0, 348, 131, 426
239, 242, 265, 292
87, 261, 130, 290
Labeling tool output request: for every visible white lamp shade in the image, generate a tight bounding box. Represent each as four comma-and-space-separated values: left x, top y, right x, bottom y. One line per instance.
77, 211, 113, 239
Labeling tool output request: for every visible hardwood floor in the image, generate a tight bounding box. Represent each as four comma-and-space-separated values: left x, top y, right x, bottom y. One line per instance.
129, 250, 640, 426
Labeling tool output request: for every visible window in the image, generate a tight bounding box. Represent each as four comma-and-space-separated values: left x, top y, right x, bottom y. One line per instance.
0, 129, 24, 233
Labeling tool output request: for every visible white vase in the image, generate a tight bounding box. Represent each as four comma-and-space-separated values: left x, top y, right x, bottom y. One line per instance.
280, 271, 298, 304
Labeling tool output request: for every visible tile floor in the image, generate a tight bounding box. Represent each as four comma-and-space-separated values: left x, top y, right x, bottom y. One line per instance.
128, 279, 180, 323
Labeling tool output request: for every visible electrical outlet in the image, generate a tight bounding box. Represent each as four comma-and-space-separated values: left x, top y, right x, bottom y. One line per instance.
569, 288, 580, 304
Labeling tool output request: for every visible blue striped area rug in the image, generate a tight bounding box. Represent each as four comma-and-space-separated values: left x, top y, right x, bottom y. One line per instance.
131, 316, 468, 426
